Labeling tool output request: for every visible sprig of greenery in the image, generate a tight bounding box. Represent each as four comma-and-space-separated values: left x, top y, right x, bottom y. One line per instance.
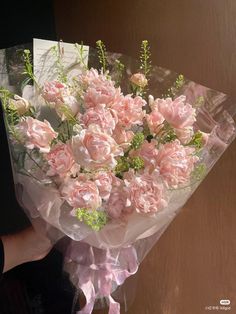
115, 156, 130, 175
51, 44, 68, 83
130, 132, 145, 150
129, 156, 145, 170
139, 40, 152, 77
115, 155, 144, 177
74, 42, 88, 69
0, 87, 13, 109
96, 40, 107, 73
76, 208, 107, 231
162, 74, 185, 98
113, 59, 125, 87
22, 49, 39, 88
5, 103, 20, 126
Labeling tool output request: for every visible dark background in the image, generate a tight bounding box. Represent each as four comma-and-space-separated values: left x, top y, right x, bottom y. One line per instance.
0, 1, 235, 313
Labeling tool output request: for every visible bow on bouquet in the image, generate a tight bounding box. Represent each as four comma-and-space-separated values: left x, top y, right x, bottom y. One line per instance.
0, 39, 235, 314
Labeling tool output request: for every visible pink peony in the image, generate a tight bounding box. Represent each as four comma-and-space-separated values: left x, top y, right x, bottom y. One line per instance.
16, 117, 57, 153
80, 68, 105, 87
81, 69, 120, 108
42, 81, 66, 103
112, 125, 134, 148
124, 170, 167, 214
93, 171, 116, 201
72, 125, 123, 170
45, 143, 75, 177
156, 139, 199, 188
81, 104, 117, 135
174, 127, 194, 144
130, 73, 148, 88
112, 94, 146, 128
130, 140, 159, 172
154, 95, 196, 129
84, 86, 120, 109
60, 177, 101, 209
146, 110, 164, 135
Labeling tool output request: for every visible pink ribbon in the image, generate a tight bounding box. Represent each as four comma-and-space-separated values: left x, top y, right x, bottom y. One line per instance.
65, 242, 138, 314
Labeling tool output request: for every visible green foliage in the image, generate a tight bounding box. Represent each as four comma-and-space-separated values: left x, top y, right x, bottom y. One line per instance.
5, 102, 20, 126
162, 74, 185, 98
76, 208, 108, 231
23, 50, 34, 82
129, 156, 145, 170
188, 131, 204, 149
96, 40, 107, 72
51, 44, 68, 83
130, 132, 145, 150
115, 156, 130, 175
113, 59, 125, 87
139, 40, 152, 77
0, 88, 13, 109
74, 42, 88, 69
158, 128, 177, 144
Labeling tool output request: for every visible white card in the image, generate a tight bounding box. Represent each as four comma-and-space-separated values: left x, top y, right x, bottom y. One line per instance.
33, 38, 89, 85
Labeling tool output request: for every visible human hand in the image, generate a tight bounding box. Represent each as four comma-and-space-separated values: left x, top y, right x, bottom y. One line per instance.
1, 222, 52, 273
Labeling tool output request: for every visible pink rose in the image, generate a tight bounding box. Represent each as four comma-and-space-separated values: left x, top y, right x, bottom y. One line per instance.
105, 185, 132, 219
16, 117, 57, 153
124, 170, 167, 214
93, 171, 116, 201
81, 104, 117, 135
155, 95, 196, 128
112, 95, 146, 128
60, 177, 102, 209
146, 110, 164, 135
42, 81, 66, 103
130, 140, 159, 172
130, 73, 148, 88
72, 125, 123, 170
112, 125, 134, 148
156, 139, 199, 188
174, 127, 194, 144
45, 143, 75, 177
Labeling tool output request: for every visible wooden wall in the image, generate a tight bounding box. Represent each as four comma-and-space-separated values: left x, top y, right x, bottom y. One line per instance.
54, 1, 236, 313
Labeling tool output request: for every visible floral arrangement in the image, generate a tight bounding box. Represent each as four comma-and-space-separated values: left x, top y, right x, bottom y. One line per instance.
1, 41, 207, 232
1, 39, 234, 314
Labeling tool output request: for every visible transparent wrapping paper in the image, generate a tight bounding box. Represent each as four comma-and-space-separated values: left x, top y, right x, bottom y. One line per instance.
1, 41, 236, 313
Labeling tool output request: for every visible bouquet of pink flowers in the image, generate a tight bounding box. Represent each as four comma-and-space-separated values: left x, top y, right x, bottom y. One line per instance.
1, 39, 235, 313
